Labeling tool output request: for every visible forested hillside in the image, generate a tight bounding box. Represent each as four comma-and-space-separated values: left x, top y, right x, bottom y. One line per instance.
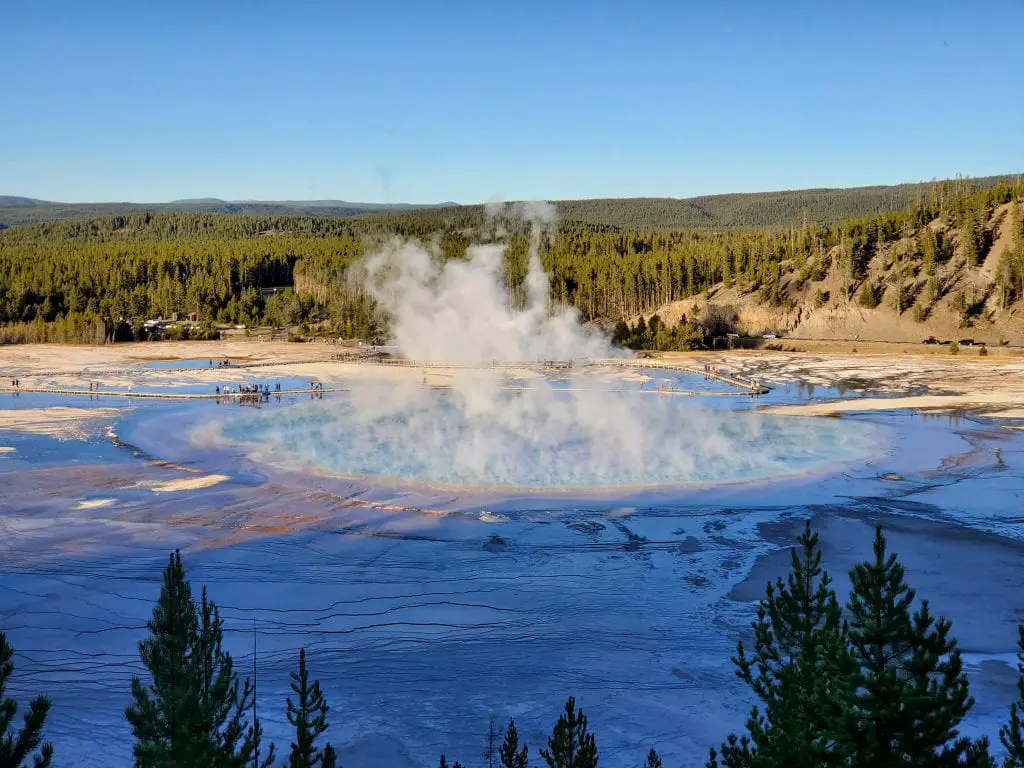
1, 177, 1022, 345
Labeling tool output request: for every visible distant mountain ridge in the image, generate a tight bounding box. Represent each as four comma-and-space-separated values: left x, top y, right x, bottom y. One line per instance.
1, 174, 1020, 229
167, 197, 461, 210
0, 196, 48, 207
0, 197, 460, 226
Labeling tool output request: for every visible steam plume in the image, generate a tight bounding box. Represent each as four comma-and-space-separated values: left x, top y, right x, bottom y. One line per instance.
361, 200, 610, 363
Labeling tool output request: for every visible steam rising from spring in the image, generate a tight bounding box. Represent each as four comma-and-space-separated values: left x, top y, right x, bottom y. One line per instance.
217, 202, 877, 490
361, 201, 613, 362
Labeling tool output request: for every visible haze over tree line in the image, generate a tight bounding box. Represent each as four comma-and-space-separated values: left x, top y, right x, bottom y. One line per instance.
0, 176, 1022, 346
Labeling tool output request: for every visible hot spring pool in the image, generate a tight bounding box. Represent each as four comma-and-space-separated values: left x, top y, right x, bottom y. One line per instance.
212, 380, 881, 490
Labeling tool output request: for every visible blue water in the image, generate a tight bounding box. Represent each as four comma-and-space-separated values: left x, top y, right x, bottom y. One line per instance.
141, 358, 246, 370
217, 379, 880, 489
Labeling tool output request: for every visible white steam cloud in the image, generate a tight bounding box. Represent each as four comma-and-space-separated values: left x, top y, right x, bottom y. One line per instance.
361, 200, 609, 363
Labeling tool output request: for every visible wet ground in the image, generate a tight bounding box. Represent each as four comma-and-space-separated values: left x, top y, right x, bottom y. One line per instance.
1, 369, 1022, 767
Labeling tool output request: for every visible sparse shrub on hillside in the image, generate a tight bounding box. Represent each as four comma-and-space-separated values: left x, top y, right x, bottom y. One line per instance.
979, 345, 988, 356
813, 289, 829, 308
959, 209, 982, 267
950, 342, 960, 354
919, 227, 938, 275
890, 282, 917, 314
913, 303, 929, 322
950, 292, 968, 327
857, 283, 879, 308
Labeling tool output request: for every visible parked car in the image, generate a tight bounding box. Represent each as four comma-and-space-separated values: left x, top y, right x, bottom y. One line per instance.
922, 336, 937, 344
958, 339, 976, 346
762, 333, 777, 339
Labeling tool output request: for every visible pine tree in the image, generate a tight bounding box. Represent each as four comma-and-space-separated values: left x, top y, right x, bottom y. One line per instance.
999, 625, 1024, 766
858, 282, 879, 308
286, 648, 335, 768
440, 754, 465, 768
960, 210, 980, 267
920, 227, 938, 276
540, 698, 598, 768
965, 737, 996, 768
1010, 200, 1023, 253
0, 632, 53, 768
500, 718, 528, 768
644, 748, 662, 768
840, 526, 976, 767
126, 550, 267, 768
714, 520, 853, 768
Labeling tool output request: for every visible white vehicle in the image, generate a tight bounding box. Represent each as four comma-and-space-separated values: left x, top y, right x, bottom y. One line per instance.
762, 333, 777, 339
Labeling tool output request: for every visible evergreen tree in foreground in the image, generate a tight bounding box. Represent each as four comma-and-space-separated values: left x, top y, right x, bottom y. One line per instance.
440, 754, 465, 768
644, 748, 662, 768
1000, 625, 1024, 766
710, 520, 853, 768
0, 632, 52, 768
540, 697, 598, 768
125, 550, 268, 768
841, 526, 978, 767
286, 648, 336, 768
500, 718, 528, 768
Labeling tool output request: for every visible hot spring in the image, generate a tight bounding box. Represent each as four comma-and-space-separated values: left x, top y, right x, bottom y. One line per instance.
213, 373, 880, 490
207, 204, 880, 491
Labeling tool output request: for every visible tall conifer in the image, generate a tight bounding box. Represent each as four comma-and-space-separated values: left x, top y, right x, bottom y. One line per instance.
500, 718, 528, 768
0, 632, 52, 768
286, 648, 335, 768
712, 521, 852, 768
540, 697, 598, 768
126, 550, 267, 768
840, 527, 976, 766
1000, 625, 1024, 766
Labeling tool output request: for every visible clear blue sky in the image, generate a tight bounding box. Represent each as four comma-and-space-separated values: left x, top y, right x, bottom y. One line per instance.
2, 1, 1021, 204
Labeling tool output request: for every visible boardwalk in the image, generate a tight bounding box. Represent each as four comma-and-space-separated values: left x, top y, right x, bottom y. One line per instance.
587, 358, 771, 394
0, 354, 770, 400
0, 386, 350, 400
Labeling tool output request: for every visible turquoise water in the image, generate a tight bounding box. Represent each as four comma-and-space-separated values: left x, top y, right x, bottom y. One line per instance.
217, 380, 880, 489
141, 358, 244, 369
